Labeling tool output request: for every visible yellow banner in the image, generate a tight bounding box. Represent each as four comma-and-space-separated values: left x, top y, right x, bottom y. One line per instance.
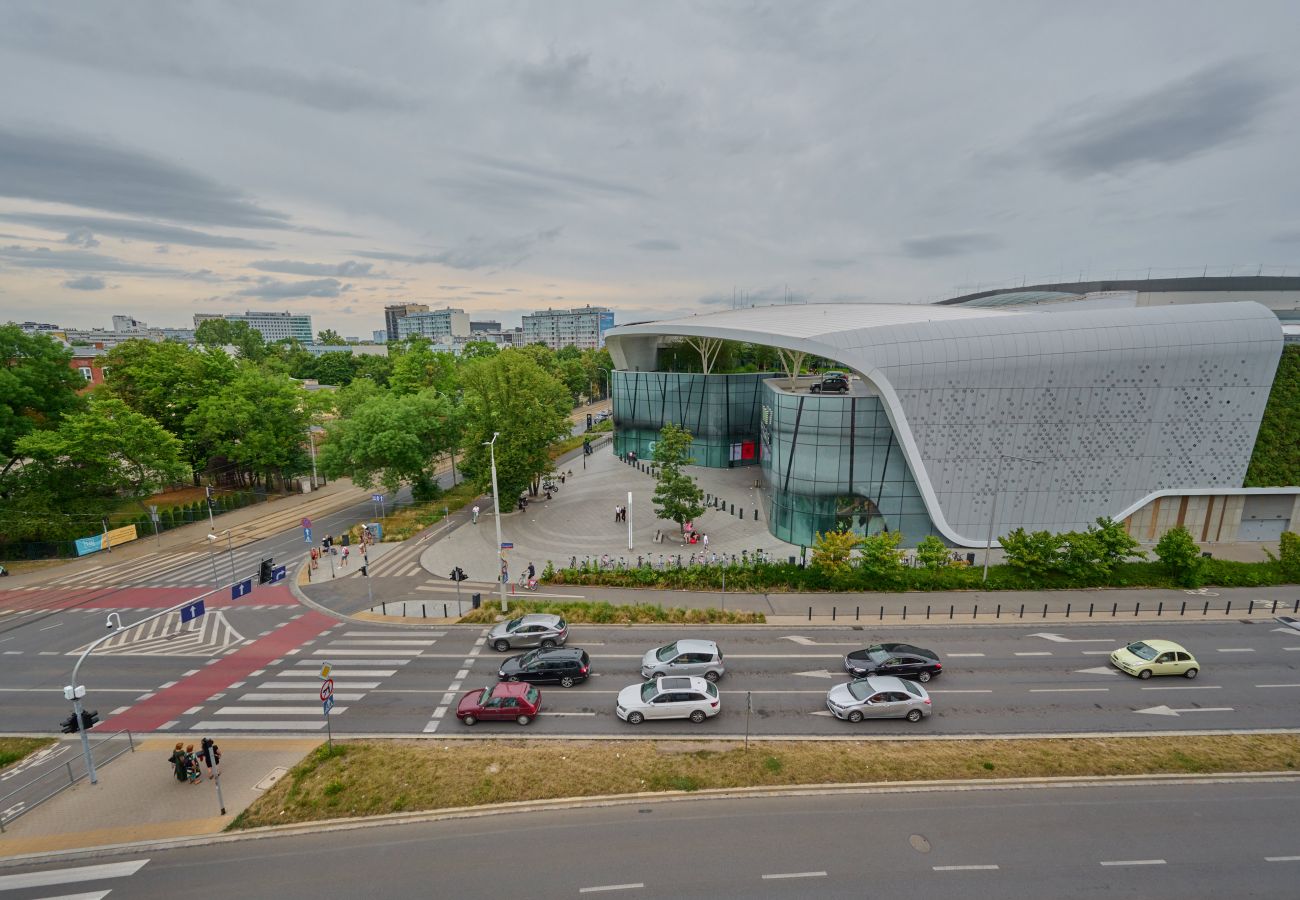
103, 524, 138, 549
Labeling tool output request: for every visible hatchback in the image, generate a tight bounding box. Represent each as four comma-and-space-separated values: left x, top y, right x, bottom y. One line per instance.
487, 613, 568, 652
456, 682, 542, 726
498, 647, 591, 687
843, 643, 942, 682
1110, 639, 1199, 679
617, 675, 720, 724
640, 639, 725, 681
825, 675, 931, 723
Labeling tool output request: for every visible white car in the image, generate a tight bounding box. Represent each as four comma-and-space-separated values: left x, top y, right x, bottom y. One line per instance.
616, 675, 720, 724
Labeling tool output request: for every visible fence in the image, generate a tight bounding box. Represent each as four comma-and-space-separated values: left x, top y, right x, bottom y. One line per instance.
0, 730, 135, 832
806, 598, 1300, 622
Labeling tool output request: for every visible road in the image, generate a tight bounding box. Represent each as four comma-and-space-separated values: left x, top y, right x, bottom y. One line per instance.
3, 779, 1299, 897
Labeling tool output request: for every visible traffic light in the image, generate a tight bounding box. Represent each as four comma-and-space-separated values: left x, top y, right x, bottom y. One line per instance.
359, 564, 368, 577
80, 709, 98, 730
206, 485, 215, 510
60, 713, 79, 734
450, 566, 467, 582
258, 558, 274, 585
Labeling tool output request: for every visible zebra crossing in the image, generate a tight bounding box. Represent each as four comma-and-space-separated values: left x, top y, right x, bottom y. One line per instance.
0, 858, 150, 895
361, 539, 430, 578
187, 628, 445, 731
45, 547, 273, 588
70, 610, 247, 657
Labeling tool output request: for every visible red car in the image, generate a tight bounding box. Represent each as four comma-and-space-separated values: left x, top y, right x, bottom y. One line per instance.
456, 682, 541, 726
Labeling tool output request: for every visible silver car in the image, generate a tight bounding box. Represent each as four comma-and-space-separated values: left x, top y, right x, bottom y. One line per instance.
825, 675, 931, 723
488, 613, 568, 652
640, 639, 725, 681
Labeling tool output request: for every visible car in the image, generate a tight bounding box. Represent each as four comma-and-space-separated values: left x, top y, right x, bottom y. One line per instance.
825, 675, 931, 723
1110, 640, 1199, 679
456, 681, 542, 726
809, 372, 849, 394
487, 613, 568, 652
595, 411, 611, 422
843, 643, 943, 682
640, 639, 725, 681
617, 675, 720, 724
498, 647, 592, 687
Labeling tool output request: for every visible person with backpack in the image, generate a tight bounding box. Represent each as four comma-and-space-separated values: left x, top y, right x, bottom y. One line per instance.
169, 742, 188, 782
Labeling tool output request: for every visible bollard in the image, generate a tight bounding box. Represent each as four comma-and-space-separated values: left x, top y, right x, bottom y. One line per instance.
973, 604, 978, 619
926, 604, 931, 620
1248, 600, 1254, 615
808, 607, 812, 621
902, 605, 907, 621
1294, 598, 1299, 614
880, 606, 885, 621
1225, 601, 1231, 616
1066, 603, 1071, 618
730, 503, 735, 515
949, 604, 954, 620
1019, 603, 1025, 618
1180, 601, 1186, 616
1203, 600, 1209, 615
444, 603, 448, 617
1134, 602, 1139, 616
1042, 603, 1047, 618
832, 606, 837, 621
1157, 601, 1162, 616
1272, 600, 1278, 614
996, 603, 1001, 620
422, 604, 426, 618
1089, 602, 1094, 618
1111, 602, 1117, 616
403, 602, 407, 617
382, 602, 387, 615
855, 606, 860, 621
740, 508, 744, 519
754, 509, 758, 520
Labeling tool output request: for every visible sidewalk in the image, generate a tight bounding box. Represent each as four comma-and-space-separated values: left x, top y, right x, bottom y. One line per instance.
0, 736, 318, 859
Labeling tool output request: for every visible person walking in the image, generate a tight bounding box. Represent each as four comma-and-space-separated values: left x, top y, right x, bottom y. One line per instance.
185, 744, 203, 783
341, 546, 349, 567
200, 737, 221, 776
310, 547, 319, 570
472, 505, 480, 524
614, 503, 621, 523
169, 742, 188, 783
702, 533, 709, 549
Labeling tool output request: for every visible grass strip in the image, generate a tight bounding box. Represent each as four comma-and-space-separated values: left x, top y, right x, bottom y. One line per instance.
230, 734, 1300, 830
459, 598, 765, 625
0, 737, 56, 770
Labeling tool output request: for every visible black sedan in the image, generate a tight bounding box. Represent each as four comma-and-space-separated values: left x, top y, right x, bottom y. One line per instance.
497, 647, 591, 688
843, 643, 942, 682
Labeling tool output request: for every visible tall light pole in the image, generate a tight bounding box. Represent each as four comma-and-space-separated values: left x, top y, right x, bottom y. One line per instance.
306, 425, 319, 489
982, 454, 1043, 582
209, 529, 235, 585
485, 432, 508, 614
598, 367, 613, 403
205, 540, 220, 587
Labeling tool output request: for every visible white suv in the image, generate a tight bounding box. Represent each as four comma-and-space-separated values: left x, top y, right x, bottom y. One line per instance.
617, 676, 720, 724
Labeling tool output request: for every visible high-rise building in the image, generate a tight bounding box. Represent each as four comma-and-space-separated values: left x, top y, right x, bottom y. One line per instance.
192, 311, 313, 343
470, 320, 502, 333
521, 306, 615, 350
384, 303, 430, 342
112, 314, 147, 332
395, 307, 471, 342
372, 329, 388, 343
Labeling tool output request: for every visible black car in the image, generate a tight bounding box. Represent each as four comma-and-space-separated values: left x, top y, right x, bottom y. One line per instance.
809, 372, 849, 394
498, 647, 591, 687
843, 643, 942, 682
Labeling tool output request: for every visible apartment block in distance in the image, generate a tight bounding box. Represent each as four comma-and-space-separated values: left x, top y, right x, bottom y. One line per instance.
384, 303, 430, 342
193, 311, 313, 343
522, 305, 615, 350
395, 307, 471, 341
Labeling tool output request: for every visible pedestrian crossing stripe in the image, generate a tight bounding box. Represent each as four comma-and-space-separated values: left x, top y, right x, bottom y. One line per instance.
69, 610, 247, 657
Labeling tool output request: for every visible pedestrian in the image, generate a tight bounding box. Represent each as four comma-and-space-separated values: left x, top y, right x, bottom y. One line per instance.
200, 737, 221, 776
614, 503, 621, 523
310, 547, 319, 570
169, 742, 188, 782
472, 505, 480, 524
702, 533, 709, 549
341, 546, 349, 567
185, 743, 203, 783
527, 561, 536, 581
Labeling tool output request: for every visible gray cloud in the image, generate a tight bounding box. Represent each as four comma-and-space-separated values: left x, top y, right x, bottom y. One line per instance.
64, 227, 99, 248
63, 275, 106, 290
235, 277, 344, 299
0, 244, 177, 275
633, 239, 680, 251
900, 233, 1002, 259
1, 211, 274, 249
356, 227, 564, 271
430, 152, 649, 211
248, 259, 376, 277
0, 126, 291, 228
1040, 61, 1282, 178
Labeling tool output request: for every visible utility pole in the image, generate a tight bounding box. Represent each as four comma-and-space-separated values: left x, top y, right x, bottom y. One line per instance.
485, 432, 508, 614
307, 426, 319, 489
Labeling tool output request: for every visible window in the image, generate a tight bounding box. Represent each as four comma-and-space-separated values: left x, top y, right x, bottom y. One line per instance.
1176, 652, 1192, 662
901, 680, 922, 697
78, 367, 93, 381
655, 642, 679, 662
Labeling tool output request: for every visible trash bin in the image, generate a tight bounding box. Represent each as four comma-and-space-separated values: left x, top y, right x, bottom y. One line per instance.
471, 593, 481, 610
966, 552, 976, 565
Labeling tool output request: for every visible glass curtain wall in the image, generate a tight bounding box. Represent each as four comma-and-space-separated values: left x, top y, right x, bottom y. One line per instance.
611, 371, 772, 467
760, 380, 939, 547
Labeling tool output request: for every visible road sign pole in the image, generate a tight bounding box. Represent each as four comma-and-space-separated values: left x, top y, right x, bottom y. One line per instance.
213, 770, 226, 815
72, 694, 97, 785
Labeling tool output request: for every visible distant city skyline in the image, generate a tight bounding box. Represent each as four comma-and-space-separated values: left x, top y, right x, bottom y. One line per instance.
2, 3, 1299, 336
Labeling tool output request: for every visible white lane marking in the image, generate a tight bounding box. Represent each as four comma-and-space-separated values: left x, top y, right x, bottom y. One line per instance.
1141, 685, 1220, 690
422, 719, 441, 733
343, 631, 445, 637
1081, 650, 1112, 655
448, 681, 462, 691
543, 711, 597, 717
793, 670, 837, 679
213, 706, 347, 715
279, 670, 394, 678
761, 871, 826, 880
579, 884, 643, 893
1284, 648, 1300, 652
1217, 648, 1255, 653
39, 622, 62, 630
432, 707, 447, 719
294, 658, 410, 666
267, 681, 381, 690
946, 653, 985, 658
1015, 652, 1052, 657
455, 669, 470, 680
312, 648, 423, 656
0, 860, 150, 890
157, 681, 177, 690
31, 890, 113, 899
782, 636, 858, 646
192, 720, 327, 730
1030, 632, 1113, 643
327, 639, 438, 646
1256, 684, 1300, 688
933, 864, 999, 871
241, 693, 366, 701
135, 692, 155, 701
110, 706, 130, 715
1264, 856, 1300, 861
1100, 859, 1166, 867
183, 706, 203, 715
928, 689, 994, 694
1135, 705, 1234, 716
1029, 688, 1109, 693
1075, 667, 1120, 675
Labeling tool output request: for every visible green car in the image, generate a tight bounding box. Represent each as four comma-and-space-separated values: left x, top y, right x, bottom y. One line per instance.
1110, 639, 1199, 679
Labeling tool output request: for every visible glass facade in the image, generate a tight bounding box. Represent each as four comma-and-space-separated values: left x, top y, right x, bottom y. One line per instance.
611, 371, 772, 468
760, 380, 939, 547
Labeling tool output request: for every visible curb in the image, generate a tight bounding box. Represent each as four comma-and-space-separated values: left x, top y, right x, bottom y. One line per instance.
3, 770, 1297, 868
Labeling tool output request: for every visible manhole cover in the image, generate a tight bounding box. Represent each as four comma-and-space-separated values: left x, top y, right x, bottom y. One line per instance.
254, 766, 288, 792
909, 834, 931, 853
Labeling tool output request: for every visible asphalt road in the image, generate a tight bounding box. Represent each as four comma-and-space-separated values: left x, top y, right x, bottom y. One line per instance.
4, 779, 1299, 897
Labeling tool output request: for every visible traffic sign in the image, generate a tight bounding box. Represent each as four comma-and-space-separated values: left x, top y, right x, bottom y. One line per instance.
231, 579, 252, 600
179, 599, 206, 623
302, 517, 312, 528
500, 541, 513, 550
272, 565, 287, 583
322, 696, 335, 715
372, 494, 384, 502
304, 526, 312, 543
319, 662, 332, 679
320, 679, 334, 702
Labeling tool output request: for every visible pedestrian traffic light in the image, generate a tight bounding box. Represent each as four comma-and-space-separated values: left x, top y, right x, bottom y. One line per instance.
360, 564, 368, 577
60, 713, 79, 734
258, 557, 273, 584
80, 709, 98, 730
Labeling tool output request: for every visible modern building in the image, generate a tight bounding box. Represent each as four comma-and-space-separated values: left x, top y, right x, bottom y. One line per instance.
192, 311, 313, 343
372, 329, 388, 343
606, 278, 1298, 548
384, 303, 430, 342
522, 305, 614, 350
471, 320, 502, 333
395, 307, 470, 342
298, 343, 389, 357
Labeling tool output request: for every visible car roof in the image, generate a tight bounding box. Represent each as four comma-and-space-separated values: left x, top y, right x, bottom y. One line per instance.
532, 647, 584, 659
860, 675, 912, 692
1133, 639, 1188, 653
882, 643, 937, 658
491, 681, 535, 697
657, 675, 708, 690
671, 639, 718, 653
520, 613, 562, 625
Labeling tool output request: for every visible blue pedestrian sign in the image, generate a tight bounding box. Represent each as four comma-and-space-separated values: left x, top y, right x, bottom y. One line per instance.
371, 494, 384, 502
304, 526, 312, 543
231, 578, 253, 600
180, 599, 206, 623
322, 696, 335, 715
272, 565, 287, 583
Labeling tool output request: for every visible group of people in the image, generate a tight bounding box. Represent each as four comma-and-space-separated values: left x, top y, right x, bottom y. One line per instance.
168, 737, 220, 784
613, 504, 627, 522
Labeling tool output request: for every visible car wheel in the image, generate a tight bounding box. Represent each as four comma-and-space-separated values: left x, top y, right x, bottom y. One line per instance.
541, 639, 557, 649
560, 676, 575, 688
461, 715, 477, 726
516, 714, 532, 726
906, 709, 923, 723
507, 675, 519, 682
704, 671, 720, 683
917, 671, 931, 683
493, 639, 509, 652
689, 710, 706, 724
847, 710, 864, 723
1184, 667, 1199, 679
810, 386, 820, 393
1138, 669, 1152, 679
626, 711, 644, 725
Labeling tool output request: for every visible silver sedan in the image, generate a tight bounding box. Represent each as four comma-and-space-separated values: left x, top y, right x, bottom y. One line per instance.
825, 675, 932, 723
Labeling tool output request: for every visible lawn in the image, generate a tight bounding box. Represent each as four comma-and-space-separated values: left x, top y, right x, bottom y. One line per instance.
0, 737, 56, 770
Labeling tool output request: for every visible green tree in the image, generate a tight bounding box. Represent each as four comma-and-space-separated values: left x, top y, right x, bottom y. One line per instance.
319, 389, 458, 500
316, 329, 346, 345
352, 353, 393, 386
0, 325, 85, 471
581, 347, 614, 399
915, 535, 951, 571
810, 528, 861, 578
194, 319, 267, 361
1154, 525, 1204, 587
389, 338, 458, 396
651, 422, 706, 533
461, 340, 500, 360
308, 352, 358, 387
1000, 528, 1064, 579
333, 377, 384, 418
858, 529, 905, 579
456, 351, 573, 501
1270, 531, 1300, 582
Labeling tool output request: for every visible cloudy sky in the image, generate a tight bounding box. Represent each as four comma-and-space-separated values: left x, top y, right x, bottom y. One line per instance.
1, 2, 1298, 337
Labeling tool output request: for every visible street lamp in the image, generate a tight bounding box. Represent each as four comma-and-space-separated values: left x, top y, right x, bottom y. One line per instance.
208, 529, 235, 585
982, 454, 1044, 582
484, 432, 508, 614
598, 367, 613, 402
204, 538, 220, 587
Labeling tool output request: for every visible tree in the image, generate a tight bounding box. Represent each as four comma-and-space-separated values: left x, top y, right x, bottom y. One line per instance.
456, 351, 573, 502
316, 329, 346, 345
1000, 528, 1064, 580
194, 319, 267, 361
0, 325, 85, 470
1269, 531, 1300, 582
319, 389, 458, 500
810, 528, 861, 578
858, 529, 905, 579
461, 340, 500, 360
308, 352, 358, 387
389, 338, 458, 396
1154, 526, 1204, 587
915, 535, 951, 571
651, 423, 706, 533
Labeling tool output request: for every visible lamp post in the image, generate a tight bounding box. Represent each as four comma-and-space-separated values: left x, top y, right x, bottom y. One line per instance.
307, 425, 319, 489
485, 432, 508, 614
208, 529, 235, 585
982, 454, 1043, 582
204, 540, 220, 587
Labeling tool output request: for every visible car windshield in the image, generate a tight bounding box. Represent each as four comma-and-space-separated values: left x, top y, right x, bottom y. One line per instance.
848, 681, 874, 701
705, 682, 718, 698
863, 644, 887, 661
504, 617, 524, 633
525, 686, 540, 704
1126, 641, 1158, 660
901, 680, 922, 697
477, 688, 490, 705
518, 650, 539, 667
640, 682, 659, 702
655, 642, 679, 662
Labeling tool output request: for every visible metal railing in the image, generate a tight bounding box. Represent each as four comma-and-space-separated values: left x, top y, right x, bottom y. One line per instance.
0, 730, 135, 832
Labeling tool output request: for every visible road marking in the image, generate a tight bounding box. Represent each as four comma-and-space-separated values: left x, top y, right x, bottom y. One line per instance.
1081, 650, 1112, 655
579, 883, 643, 893
192, 720, 327, 730
39, 622, 62, 630
0, 859, 149, 890
431, 707, 447, 719
1015, 652, 1052, 657
1283, 648, 1300, 651
280, 669, 394, 678
135, 692, 155, 701
1256, 684, 1300, 688
1029, 688, 1108, 693
158, 681, 177, 689
213, 706, 347, 715
928, 689, 993, 694
183, 706, 203, 715
1135, 705, 1234, 716
782, 636, 859, 646
544, 711, 597, 716
268, 681, 381, 689
1030, 632, 1113, 643
294, 658, 411, 666
422, 719, 441, 733
1141, 685, 1220, 690
1264, 856, 1300, 862
38, 890, 112, 899
1217, 648, 1255, 653
947, 653, 985, 658
761, 871, 826, 880
455, 669, 470, 680
110, 706, 130, 715
242, 693, 366, 701
933, 864, 999, 871
793, 669, 837, 679
344, 631, 446, 637
311, 648, 424, 656
1100, 859, 1165, 867
328, 639, 438, 646
1075, 667, 1120, 675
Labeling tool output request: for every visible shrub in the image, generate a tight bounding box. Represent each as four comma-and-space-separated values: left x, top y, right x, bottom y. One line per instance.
915, 535, 950, 571
1274, 531, 1300, 582
1155, 526, 1204, 587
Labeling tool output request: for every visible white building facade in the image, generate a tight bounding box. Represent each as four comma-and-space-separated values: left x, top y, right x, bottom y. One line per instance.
522, 306, 614, 350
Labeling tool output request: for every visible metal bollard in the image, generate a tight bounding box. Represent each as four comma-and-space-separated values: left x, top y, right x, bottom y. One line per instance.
949, 604, 954, 620
1089, 602, 1094, 618
1248, 600, 1254, 615
808, 606, 812, 621
902, 605, 907, 621
1203, 601, 1209, 615
926, 604, 931, 620
1225, 601, 1231, 615
754, 509, 758, 520
1019, 603, 1024, 618
973, 604, 978, 619
855, 606, 860, 621
1111, 602, 1117, 616
1272, 600, 1278, 614
730, 503, 735, 515
1294, 599, 1299, 614
403, 602, 407, 617
1134, 602, 1139, 616
422, 604, 426, 618
832, 606, 837, 621
880, 606, 884, 621
1066, 603, 1071, 618
1042, 603, 1047, 618
996, 603, 1001, 619
1157, 601, 1162, 616
382, 602, 387, 615
740, 508, 744, 518
1180, 601, 1186, 616
444, 603, 448, 617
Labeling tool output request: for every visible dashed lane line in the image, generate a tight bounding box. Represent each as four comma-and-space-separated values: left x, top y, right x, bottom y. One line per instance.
761, 872, 826, 880
933, 865, 999, 871
579, 884, 643, 894
1100, 859, 1166, 867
